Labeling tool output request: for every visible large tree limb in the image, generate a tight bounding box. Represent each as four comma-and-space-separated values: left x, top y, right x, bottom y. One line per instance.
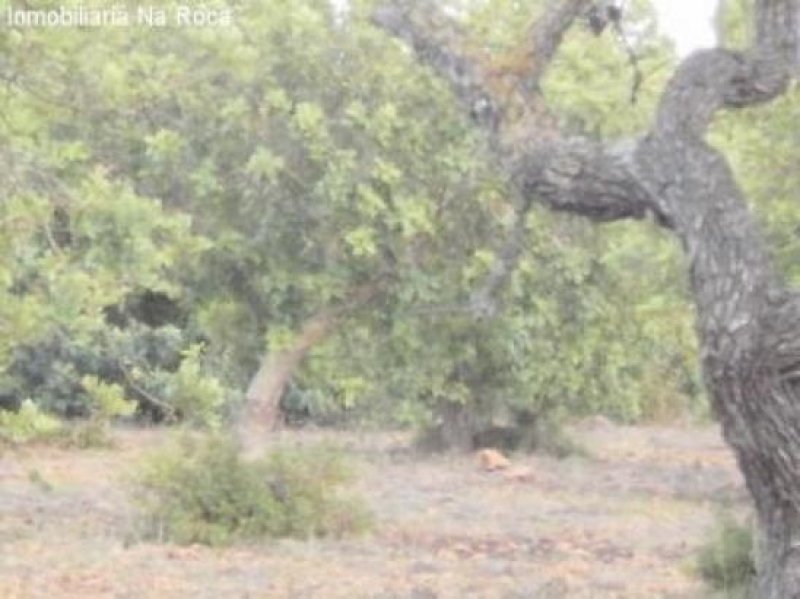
509, 137, 659, 222
374, 0, 654, 316
468, 136, 662, 317
372, 0, 505, 133
373, 1, 793, 321
372, 0, 590, 141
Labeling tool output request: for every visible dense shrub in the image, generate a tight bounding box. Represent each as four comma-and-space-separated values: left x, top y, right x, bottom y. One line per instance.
133, 435, 372, 546
62, 376, 137, 448
3, 323, 184, 418
143, 344, 228, 427
696, 513, 756, 597
0, 400, 63, 444
0, 377, 136, 449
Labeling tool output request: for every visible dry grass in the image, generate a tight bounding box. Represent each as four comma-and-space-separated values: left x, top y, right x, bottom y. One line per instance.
0, 422, 746, 598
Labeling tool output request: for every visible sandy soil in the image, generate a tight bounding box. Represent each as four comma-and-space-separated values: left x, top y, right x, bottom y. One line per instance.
0, 421, 748, 598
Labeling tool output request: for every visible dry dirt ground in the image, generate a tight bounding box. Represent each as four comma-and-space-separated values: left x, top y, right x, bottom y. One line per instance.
0, 421, 748, 598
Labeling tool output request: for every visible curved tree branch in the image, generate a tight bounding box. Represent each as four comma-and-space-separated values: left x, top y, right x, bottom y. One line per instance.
372, 0, 505, 132
372, 0, 591, 140
520, 0, 592, 96
510, 137, 660, 222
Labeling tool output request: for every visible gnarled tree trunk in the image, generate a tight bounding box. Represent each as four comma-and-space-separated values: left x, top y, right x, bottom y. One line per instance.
374, 0, 800, 594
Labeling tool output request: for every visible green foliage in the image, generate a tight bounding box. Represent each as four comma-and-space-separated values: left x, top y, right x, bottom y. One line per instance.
280, 2, 701, 433
62, 375, 137, 448
170, 347, 225, 422
696, 513, 756, 596
82, 376, 136, 418
5, 321, 181, 417
0, 400, 62, 444
149, 345, 228, 427
716, 0, 754, 49
133, 435, 372, 545
0, 0, 743, 440
0, 15, 211, 421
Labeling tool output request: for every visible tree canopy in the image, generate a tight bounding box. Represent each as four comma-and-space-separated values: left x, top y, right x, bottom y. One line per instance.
1, 0, 708, 436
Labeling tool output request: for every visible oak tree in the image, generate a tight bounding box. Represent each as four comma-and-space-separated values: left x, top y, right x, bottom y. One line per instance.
373, 0, 800, 594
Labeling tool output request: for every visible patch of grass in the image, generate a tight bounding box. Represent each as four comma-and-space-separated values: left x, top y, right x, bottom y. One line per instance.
131, 434, 372, 546
696, 512, 755, 597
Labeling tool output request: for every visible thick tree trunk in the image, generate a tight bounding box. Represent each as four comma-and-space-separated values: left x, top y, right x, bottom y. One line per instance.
713, 361, 800, 597
236, 282, 384, 456
374, 0, 800, 593
235, 309, 338, 454
633, 49, 800, 597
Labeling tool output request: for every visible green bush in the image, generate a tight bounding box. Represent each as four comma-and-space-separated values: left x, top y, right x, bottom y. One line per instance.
0, 400, 63, 444
132, 435, 372, 546
0, 378, 139, 449
696, 513, 756, 596
3, 322, 185, 419
148, 344, 227, 427
61, 375, 138, 448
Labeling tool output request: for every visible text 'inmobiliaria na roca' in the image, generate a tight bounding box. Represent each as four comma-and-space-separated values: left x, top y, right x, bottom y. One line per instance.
3, 5, 234, 28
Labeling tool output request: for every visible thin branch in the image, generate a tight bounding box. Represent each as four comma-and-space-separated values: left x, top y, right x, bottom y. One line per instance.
119, 362, 177, 421
42, 222, 63, 256
610, 17, 643, 104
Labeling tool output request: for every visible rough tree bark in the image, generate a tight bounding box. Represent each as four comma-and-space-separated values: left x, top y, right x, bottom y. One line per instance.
374, 0, 800, 595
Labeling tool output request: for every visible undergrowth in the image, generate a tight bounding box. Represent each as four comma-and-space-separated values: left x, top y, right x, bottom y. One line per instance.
132, 434, 372, 545
696, 512, 755, 598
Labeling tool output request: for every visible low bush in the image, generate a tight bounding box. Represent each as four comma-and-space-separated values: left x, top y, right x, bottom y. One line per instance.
696, 512, 756, 597
60, 376, 137, 448
132, 435, 372, 546
0, 400, 63, 444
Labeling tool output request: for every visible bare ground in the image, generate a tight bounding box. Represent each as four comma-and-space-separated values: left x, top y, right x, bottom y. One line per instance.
0, 421, 747, 598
